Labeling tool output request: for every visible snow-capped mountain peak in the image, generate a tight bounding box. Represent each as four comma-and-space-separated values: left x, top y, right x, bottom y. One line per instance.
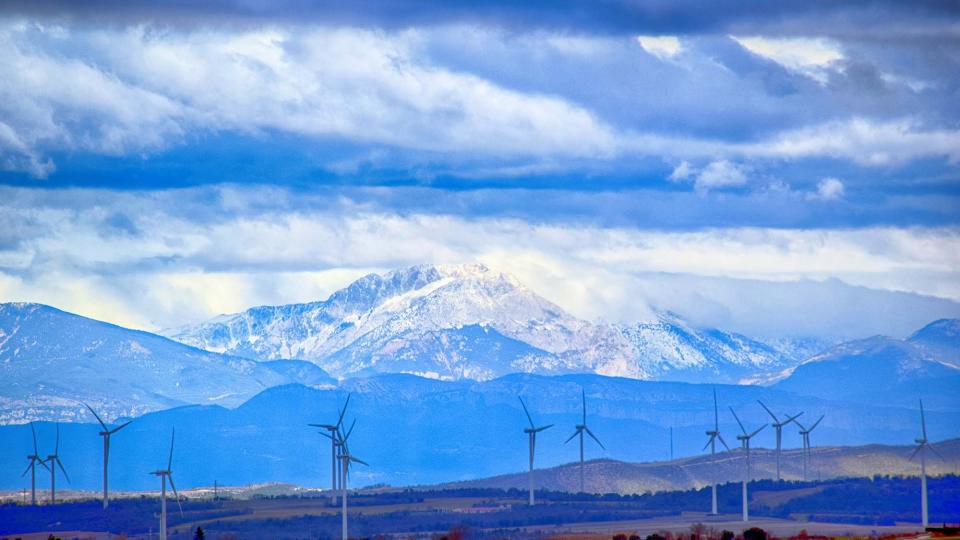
165, 264, 814, 382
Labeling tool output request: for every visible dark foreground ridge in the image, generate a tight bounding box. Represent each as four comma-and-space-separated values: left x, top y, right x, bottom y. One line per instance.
2, 475, 958, 539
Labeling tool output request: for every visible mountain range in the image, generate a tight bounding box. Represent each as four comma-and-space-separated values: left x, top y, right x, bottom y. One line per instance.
2, 264, 959, 425
164, 264, 829, 383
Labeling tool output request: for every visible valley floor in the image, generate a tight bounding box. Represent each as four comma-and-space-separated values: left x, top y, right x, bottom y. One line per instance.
1, 476, 957, 540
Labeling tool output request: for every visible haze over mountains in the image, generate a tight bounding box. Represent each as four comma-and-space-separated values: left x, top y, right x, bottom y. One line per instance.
0, 374, 957, 491
165, 264, 829, 383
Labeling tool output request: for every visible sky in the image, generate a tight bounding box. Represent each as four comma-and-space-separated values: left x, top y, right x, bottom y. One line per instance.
0, 1, 958, 338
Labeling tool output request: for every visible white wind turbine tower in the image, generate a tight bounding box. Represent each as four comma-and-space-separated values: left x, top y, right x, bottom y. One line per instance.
796, 414, 824, 481
43, 423, 70, 504
703, 389, 730, 515
21, 422, 48, 506
519, 396, 553, 506
309, 393, 351, 504
85, 403, 132, 509
150, 428, 183, 540
757, 401, 802, 481
564, 389, 605, 493
337, 418, 368, 540
730, 407, 765, 522
911, 398, 944, 528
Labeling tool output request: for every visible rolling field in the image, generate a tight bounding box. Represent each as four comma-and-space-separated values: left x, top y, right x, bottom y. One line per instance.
1, 475, 958, 539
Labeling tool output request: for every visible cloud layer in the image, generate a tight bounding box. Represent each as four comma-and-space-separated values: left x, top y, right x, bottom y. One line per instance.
0, 4, 956, 340
1, 185, 957, 338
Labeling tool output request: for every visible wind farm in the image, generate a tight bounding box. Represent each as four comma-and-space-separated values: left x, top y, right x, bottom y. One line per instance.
2, 285, 959, 539
0, 0, 958, 532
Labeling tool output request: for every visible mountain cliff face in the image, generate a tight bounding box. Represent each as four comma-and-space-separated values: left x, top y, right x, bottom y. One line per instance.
0, 303, 334, 423
166, 264, 812, 383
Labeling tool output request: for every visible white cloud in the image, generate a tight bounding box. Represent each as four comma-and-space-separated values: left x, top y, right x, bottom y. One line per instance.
0, 23, 958, 179
732, 35, 843, 83
809, 177, 845, 201
745, 117, 960, 166
668, 160, 693, 181
0, 24, 623, 177
694, 160, 748, 191
636, 35, 682, 60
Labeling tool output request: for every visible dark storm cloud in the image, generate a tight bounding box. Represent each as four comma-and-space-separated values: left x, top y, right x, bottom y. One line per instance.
3, 0, 958, 38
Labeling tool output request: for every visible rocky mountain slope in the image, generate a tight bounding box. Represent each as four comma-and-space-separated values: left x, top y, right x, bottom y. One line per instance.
0, 303, 334, 423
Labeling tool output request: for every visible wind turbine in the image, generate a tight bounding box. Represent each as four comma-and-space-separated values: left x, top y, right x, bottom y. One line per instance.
911, 398, 944, 528
757, 401, 802, 481
85, 403, 132, 509
703, 389, 730, 515
730, 407, 765, 522
150, 428, 183, 540
21, 422, 48, 505
564, 389, 604, 493
309, 393, 351, 503
519, 396, 553, 506
337, 418, 368, 540
43, 424, 70, 504
796, 414, 824, 481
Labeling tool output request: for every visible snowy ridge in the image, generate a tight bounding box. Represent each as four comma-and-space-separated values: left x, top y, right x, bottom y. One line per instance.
167, 264, 816, 383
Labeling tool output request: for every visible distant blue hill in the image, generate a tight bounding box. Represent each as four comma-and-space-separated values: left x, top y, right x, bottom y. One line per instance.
1, 373, 956, 492
774, 318, 960, 409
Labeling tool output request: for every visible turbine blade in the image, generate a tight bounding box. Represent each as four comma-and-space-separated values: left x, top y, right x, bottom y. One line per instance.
337, 393, 352, 428
518, 396, 536, 429
581, 389, 586, 424
168, 428, 175, 471
784, 412, 803, 425
564, 429, 580, 444
344, 419, 356, 443
757, 401, 779, 423
55, 423, 60, 454
535, 424, 554, 432
729, 407, 746, 435
717, 433, 731, 451
84, 402, 108, 430
713, 389, 719, 430
584, 426, 605, 450
350, 456, 369, 466
909, 444, 922, 461
110, 420, 132, 434
749, 424, 766, 438
702, 434, 716, 451
920, 399, 927, 441
31, 422, 38, 455
168, 475, 184, 516
39, 458, 50, 472
809, 415, 824, 432
21, 460, 32, 477
57, 457, 70, 484
929, 443, 947, 463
